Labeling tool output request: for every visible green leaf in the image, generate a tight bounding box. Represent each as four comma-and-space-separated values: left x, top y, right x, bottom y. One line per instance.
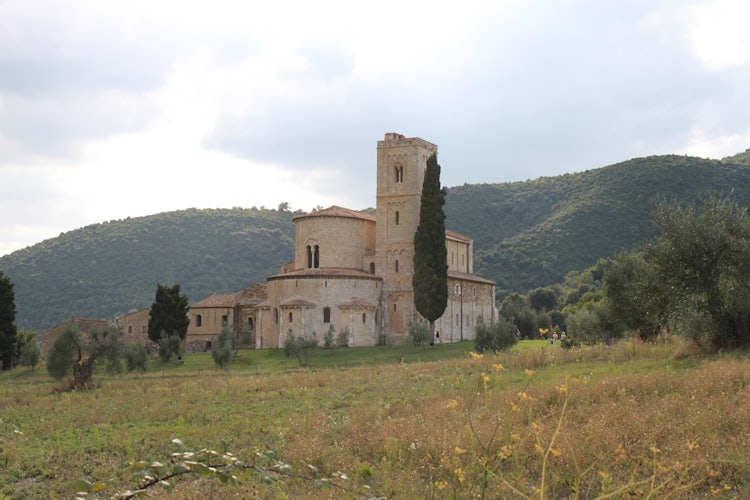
73, 479, 92, 493
172, 438, 186, 451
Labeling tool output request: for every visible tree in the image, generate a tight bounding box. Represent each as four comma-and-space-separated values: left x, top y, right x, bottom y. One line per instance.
16, 329, 40, 369
474, 316, 518, 353
124, 344, 148, 373
211, 327, 233, 369
148, 283, 190, 345
643, 197, 750, 350
0, 270, 18, 371
45, 322, 119, 388
412, 153, 448, 343
407, 317, 430, 348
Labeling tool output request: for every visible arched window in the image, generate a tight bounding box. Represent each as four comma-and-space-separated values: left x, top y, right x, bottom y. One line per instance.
306, 245, 312, 268
314, 245, 320, 268
196, 314, 202, 327
369, 262, 375, 274
273, 308, 279, 324
394, 165, 404, 183
323, 307, 331, 323
248, 317, 254, 330
289, 312, 293, 323
362, 313, 366, 324
395, 260, 399, 273
395, 210, 400, 225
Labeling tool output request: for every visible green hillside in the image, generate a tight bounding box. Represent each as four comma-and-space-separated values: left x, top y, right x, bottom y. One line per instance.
2, 154, 749, 332
446, 155, 750, 295
0, 208, 295, 331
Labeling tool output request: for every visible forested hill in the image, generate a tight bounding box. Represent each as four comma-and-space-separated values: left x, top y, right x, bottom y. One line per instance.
2, 153, 750, 332
445, 154, 750, 296
1, 208, 296, 331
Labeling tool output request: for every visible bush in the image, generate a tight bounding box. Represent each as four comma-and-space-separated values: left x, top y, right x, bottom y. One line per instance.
158, 333, 182, 362
407, 318, 430, 347
323, 325, 335, 349
336, 327, 350, 347
474, 316, 518, 353
46, 324, 79, 380
211, 328, 233, 369
283, 330, 318, 367
18, 333, 40, 369
124, 344, 148, 373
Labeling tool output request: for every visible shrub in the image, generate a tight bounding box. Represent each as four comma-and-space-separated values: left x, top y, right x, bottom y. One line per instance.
124, 344, 148, 373
211, 328, 233, 369
46, 324, 79, 380
336, 327, 350, 347
158, 333, 182, 362
407, 317, 430, 347
323, 325, 335, 349
474, 316, 518, 353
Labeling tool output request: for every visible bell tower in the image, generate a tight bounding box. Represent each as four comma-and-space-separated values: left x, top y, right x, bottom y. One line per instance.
375, 133, 438, 334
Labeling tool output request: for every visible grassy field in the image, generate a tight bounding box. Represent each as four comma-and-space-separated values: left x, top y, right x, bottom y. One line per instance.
1, 339, 749, 499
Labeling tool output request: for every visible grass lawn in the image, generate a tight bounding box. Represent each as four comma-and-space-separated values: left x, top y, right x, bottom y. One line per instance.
1, 338, 749, 499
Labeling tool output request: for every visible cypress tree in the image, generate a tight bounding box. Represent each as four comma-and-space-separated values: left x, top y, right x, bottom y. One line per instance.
412, 154, 448, 343
0, 270, 18, 370
147, 283, 190, 344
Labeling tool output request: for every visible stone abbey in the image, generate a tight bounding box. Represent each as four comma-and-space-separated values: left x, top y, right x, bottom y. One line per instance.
111, 133, 496, 353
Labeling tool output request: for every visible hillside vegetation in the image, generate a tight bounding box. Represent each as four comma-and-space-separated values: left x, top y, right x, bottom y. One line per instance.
2, 154, 750, 331
0, 208, 294, 331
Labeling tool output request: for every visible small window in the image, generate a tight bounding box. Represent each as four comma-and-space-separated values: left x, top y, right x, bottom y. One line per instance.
289, 312, 293, 323
128, 325, 133, 334
362, 313, 366, 324
221, 315, 228, 327
196, 314, 203, 327
395, 210, 400, 225
142, 326, 147, 333
248, 317, 254, 330
273, 308, 279, 324
395, 260, 399, 273
394, 164, 404, 183
369, 262, 375, 274
314, 245, 320, 268
323, 307, 331, 323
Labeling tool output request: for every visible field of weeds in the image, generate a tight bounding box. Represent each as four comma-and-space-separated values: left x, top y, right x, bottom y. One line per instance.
1, 339, 749, 499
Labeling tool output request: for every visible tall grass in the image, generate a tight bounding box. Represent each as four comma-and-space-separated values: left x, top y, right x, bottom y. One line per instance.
1, 339, 748, 498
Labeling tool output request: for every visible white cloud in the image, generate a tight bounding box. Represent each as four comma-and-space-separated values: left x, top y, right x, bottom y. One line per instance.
1, 0, 750, 256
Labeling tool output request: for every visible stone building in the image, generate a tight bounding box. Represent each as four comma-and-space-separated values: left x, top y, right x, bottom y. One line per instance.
255, 133, 496, 348
116, 308, 157, 355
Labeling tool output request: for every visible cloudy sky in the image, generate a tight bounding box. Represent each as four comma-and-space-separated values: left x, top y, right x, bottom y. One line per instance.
1, 0, 749, 257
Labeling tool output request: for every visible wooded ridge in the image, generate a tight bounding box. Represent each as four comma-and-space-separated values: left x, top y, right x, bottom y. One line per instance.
2, 151, 749, 332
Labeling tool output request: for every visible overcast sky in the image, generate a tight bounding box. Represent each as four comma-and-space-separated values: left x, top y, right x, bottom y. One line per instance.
1, 0, 749, 257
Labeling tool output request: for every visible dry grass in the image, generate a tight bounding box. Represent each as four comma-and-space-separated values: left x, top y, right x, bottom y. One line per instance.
1, 340, 749, 499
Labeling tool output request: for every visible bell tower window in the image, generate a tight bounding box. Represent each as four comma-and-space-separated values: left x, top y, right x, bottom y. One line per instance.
394, 164, 404, 183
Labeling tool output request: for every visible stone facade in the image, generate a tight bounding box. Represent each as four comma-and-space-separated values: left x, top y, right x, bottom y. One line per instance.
255, 133, 496, 348
116, 308, 157, 354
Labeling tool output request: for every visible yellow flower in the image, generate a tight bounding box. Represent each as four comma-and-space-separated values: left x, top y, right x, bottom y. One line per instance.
555, 384, 567, 393
454, 468, 466, 483
469, 351, 484, 359
492, 363, 504, 371
435, 480, 448, 491
455, 446, 467, 455
446, 399, 459, 409
497, 445, 513, 460
481, 373, 490, 384
524, 369, 535, 378
517, 391, 531, 401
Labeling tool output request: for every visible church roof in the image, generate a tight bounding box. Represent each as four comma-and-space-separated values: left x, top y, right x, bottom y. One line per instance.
446, 229, 472, 243
190, 292, 238, 308
338, 298, 378, 309
294, 205, 376, 222
448, 270, 496, 285
280, 297, 317, 307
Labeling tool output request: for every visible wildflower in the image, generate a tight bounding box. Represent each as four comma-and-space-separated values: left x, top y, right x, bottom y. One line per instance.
435, 480, 448, 491
649, 446, 661, 455
686, 440, 700, 452
550, 447, 562, 458
517, 391, 531, 401
534, 443, 545, 455
455, 446, 467, 455
511, 403, 520, 412
524, 369, 535, 378
446, 399, 459, 409
469, 351, 484, 360
481, 373, 490, 384
555, 384, 567, 393
492, 363, 504, 371
614, 443, 628, 463
497, 445, 513, 460
454, 468, 466, 483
